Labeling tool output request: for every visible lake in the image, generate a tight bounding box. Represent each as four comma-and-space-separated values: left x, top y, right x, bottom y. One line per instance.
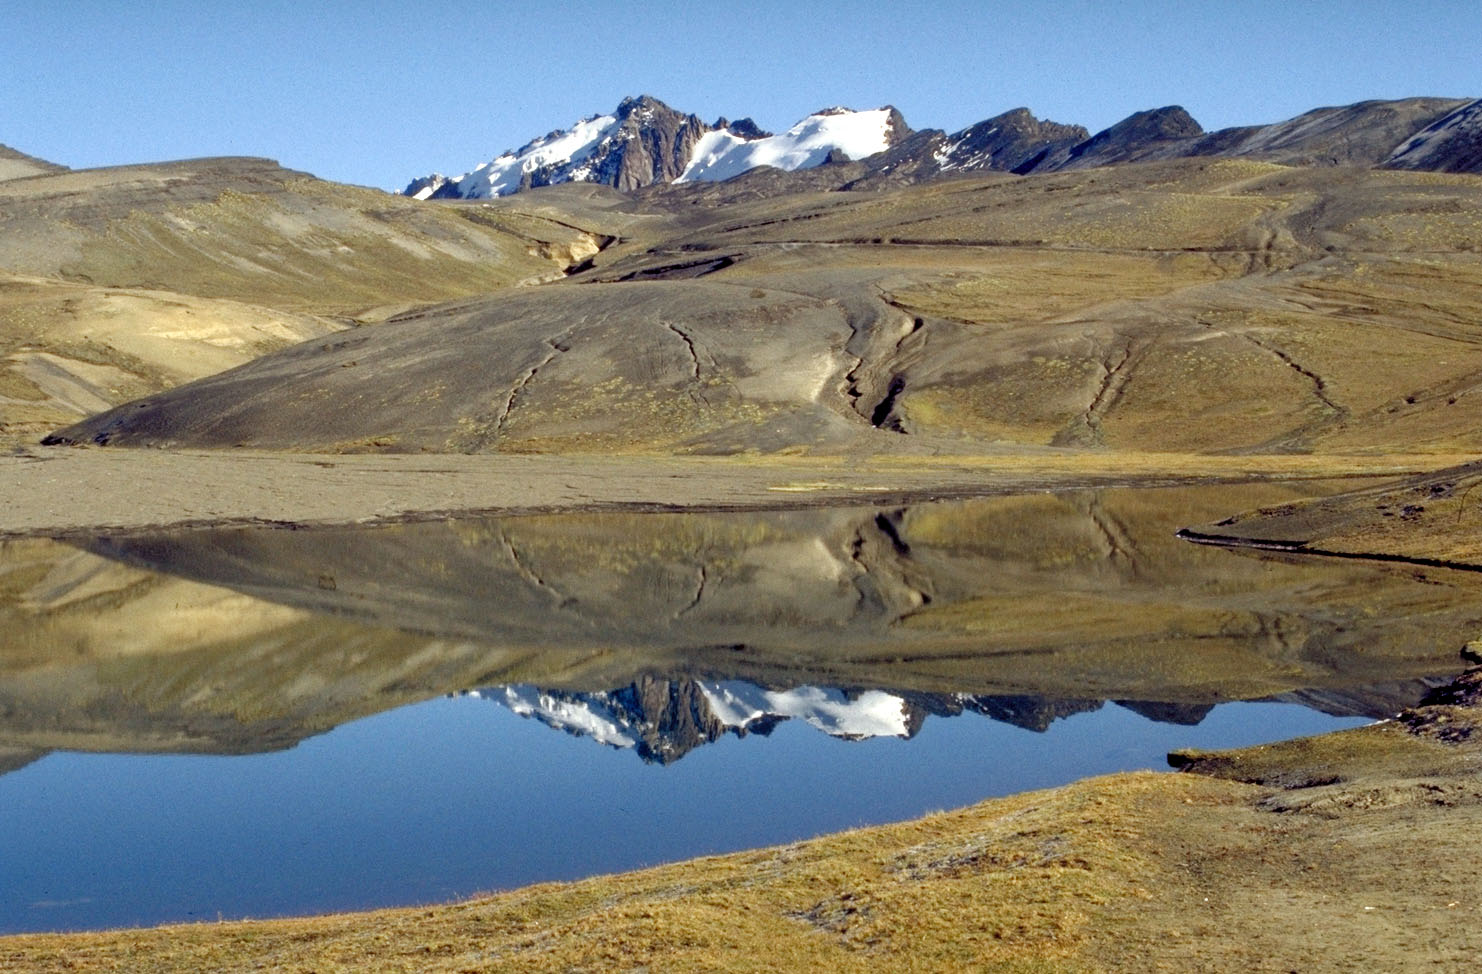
3, 482, 1478, 933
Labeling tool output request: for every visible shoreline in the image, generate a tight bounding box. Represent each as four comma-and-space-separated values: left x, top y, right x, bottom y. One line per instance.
3, 663, 1479, 971
0, 446, 1463, 540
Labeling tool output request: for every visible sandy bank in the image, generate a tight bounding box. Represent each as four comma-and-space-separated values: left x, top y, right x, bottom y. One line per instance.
0, 446, 1461, 539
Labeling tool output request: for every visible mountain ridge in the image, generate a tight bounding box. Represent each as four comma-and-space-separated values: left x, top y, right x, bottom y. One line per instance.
406, 94, 1478, 200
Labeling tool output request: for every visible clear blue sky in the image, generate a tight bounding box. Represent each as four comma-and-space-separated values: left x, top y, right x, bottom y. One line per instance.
2, 0, 1477, 191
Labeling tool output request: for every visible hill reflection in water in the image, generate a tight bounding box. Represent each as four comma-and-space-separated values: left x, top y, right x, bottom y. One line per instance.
2, 482, 1479, 931
3, 483, 1479, 764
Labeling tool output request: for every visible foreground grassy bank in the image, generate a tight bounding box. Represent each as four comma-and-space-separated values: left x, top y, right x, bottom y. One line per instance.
6, 668, 1480, 973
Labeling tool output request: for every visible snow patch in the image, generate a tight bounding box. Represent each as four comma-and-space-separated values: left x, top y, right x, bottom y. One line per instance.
677, 108, 897, 183
700, 682, 911, 739
447, 113, 619, 199
498, 686, 638, 748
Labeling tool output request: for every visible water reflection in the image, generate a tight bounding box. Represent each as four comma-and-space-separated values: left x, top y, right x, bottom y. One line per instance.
1, 482, 1476, 932
1, 693, 1368, 934
476, 675, 1428, 765
0, 483, 1474, 766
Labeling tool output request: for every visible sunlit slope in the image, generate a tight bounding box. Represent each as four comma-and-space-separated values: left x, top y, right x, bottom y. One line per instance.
48, 160, 1482, 456
0, 537, 568, 757
0, 158, 625, 439
0, 275, 344, 438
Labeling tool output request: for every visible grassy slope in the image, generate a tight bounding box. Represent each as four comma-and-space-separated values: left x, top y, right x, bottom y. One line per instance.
0, 162, 633, 441
45, 159, 1482, 458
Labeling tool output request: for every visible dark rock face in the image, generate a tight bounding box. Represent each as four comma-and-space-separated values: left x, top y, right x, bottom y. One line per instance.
881, 106, 913, 147
1386, 98, 1482, 174
1061, 106, 1205, 169
584, 95, 714, 192
501, 95, 714, 195
939, 108, 1090, 175
962, 695, 1104, 733
613, 677, 733, 764
1115, 700, 1215, 726
720, 117, 771, 140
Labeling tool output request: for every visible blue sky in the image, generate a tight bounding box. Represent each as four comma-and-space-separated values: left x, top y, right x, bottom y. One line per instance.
2, 0, 1477, 191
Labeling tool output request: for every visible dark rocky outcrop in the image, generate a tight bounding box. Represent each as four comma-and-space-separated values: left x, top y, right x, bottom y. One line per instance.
582, 94, 714, 192
1061, 106, 1205, 169
716, 117, 771, 140
939, 108, 1090, 175
1386, 98, 1482, 173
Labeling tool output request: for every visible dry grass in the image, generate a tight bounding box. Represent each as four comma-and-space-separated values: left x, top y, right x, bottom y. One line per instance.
0, 773, 1225, 973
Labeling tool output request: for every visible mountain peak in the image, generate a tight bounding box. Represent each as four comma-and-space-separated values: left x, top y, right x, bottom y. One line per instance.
615, 93, 673, 116
1061, 105, 1204, 168
677, 106, 910, 183
936, 107, 1089, 174
403, 94, 1482, 200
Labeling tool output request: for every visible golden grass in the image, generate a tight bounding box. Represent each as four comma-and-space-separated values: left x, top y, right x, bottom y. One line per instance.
0, 773, 1221, 973
885, 250, 1240, 325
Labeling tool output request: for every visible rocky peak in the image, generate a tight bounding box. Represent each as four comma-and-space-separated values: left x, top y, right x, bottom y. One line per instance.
880, 106, 912, 146
717, 117, 771, 140
1062, 105, 1204, 168
589, 94, 713, 191
938, 107, 1090, 174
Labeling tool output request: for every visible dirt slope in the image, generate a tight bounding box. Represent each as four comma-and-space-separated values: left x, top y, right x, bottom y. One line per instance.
46, 160, 1482, 458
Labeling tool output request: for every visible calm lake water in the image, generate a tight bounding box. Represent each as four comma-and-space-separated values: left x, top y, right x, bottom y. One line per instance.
2, 483, 1478, 933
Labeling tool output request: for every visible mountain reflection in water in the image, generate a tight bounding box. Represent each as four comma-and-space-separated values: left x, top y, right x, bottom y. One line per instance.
3, 482, 1478, 933
480, 673, 1446, 765
3, 483, 1480, 767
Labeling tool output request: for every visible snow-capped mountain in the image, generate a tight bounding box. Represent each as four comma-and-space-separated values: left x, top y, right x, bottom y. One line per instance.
1386, 98, 1482, 174
676, 107, 909, 182
407, 95, 717, 199
479, 678, 924, 764
470, 678, 1225, 764
404, 96, 907, 199
465, 677, 1401, 763
405, 94, 1482, 202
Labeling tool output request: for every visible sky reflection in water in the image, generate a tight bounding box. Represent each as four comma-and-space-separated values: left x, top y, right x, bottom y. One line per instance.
0, 690, 1365, 934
